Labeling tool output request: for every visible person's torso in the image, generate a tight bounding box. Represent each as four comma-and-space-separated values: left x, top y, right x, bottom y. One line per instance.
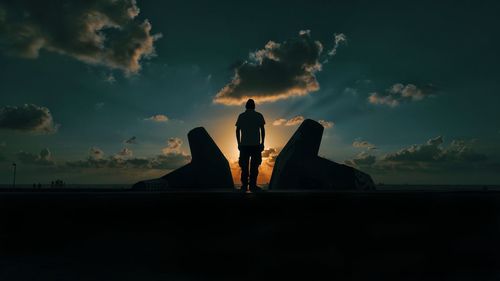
238, 110, 263, 146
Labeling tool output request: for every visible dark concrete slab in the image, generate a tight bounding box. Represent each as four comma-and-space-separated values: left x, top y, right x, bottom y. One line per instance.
269, 119, 375, 190
132, 127, 234, 190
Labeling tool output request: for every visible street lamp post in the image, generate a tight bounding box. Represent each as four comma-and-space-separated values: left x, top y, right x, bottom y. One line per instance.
12, 162, 16, 188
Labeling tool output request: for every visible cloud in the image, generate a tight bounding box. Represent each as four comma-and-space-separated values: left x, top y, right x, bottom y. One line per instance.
94, 102, 105, 111
66, 145, 190, 170
345, 152, 376, 168
273, 116, 304, 126
16, 148, 55, 166
116, 147, 133, 158
0, 104, 58, 133
145, 114, 169, 122
162, 137, 183, 155
381, 136, 487, 164
124, 136, 137, 144
0, 0, 161, 74
345, 136, 489, 172
318, 120, 334, 129
104, 73, 116, 84
230, 147, 281, 185
214, 30, 346, 105
368, 92, 401, 107
325, 33, 347, 59
368, 83, 435, 107
89, 147, 105, 160
273, 116, 333, 128
382, 136, 445, 162
352, 139, 377, 150
261, 147, 280, 167
272, 118, 287, 126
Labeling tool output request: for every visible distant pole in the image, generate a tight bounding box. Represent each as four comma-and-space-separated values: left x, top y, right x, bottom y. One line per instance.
12, 162, 16, 188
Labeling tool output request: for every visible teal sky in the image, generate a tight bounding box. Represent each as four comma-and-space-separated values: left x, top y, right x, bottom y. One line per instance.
0, 0, 499, 185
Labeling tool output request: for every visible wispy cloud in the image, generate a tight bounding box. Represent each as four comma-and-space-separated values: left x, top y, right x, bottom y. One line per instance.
318, 120, 334, 129
368, 83, 435, 107
145, 114, 169, 122
353, 139, 377, 150
273, 116, 334, 128
273, 116, 305, 126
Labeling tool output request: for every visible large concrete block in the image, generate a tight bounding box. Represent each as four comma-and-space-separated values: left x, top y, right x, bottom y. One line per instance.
133, 127, 234, 190
269, 119, 375, 190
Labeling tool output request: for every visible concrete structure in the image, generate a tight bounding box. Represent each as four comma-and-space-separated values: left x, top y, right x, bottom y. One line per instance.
133, 127, 234, 190
269, 119, 375, 190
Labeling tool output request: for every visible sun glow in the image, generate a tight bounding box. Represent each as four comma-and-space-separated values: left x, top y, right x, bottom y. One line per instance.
209, 113, 290, 185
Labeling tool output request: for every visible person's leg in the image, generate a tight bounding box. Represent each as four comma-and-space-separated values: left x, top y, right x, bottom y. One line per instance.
239, 147, 250, 191
249, 146, 262, 190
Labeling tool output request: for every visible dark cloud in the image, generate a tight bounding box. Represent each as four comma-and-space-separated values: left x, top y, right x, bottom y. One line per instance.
368, 83, 436, 107
345, 152, 376, 168
346, 136, 489, 172
66, 139, 190, 170
124, 136, 137, 144
382, 136, 445, 162
16, 148, 55, 166
261, 147, 280, 167
0, 104, 58, 133
0, 0, 161, 74
214, 30, 346, 105
65, 153, 190, 170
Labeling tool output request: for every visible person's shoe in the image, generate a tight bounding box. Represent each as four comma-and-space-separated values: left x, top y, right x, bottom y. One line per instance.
240, 185, 248, 193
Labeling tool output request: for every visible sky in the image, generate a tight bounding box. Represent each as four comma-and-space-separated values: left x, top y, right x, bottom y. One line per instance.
0, 0, 499, 185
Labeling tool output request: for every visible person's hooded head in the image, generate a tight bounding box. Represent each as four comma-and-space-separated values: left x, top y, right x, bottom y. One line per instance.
245, 99, 255, 110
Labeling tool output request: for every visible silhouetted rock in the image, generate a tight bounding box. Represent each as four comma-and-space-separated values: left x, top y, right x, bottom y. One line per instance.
133, 127, 234, 190
269, 119, 375, 190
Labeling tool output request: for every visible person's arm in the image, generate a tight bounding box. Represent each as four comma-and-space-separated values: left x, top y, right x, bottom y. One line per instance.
236, 126, 241, 149
260, 125, 265, 148
260, 114, 266, 149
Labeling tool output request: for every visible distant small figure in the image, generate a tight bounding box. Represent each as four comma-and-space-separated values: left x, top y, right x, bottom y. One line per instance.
236, 99, 265, 192
51, 181, 54, 188
37, 183, 41, 188
33, 183, 36, 188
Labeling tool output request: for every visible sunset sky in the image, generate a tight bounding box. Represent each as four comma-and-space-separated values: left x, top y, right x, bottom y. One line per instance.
1, 0, 500, 185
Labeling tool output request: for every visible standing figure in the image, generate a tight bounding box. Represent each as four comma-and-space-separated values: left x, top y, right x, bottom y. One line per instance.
236, 99, 266, 192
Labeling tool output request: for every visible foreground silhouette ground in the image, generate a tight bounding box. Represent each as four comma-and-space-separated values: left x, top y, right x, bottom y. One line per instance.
0, 190, 499, 280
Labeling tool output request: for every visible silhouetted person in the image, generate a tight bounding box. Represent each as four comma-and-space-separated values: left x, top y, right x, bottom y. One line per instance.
236, 99, 265, 192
